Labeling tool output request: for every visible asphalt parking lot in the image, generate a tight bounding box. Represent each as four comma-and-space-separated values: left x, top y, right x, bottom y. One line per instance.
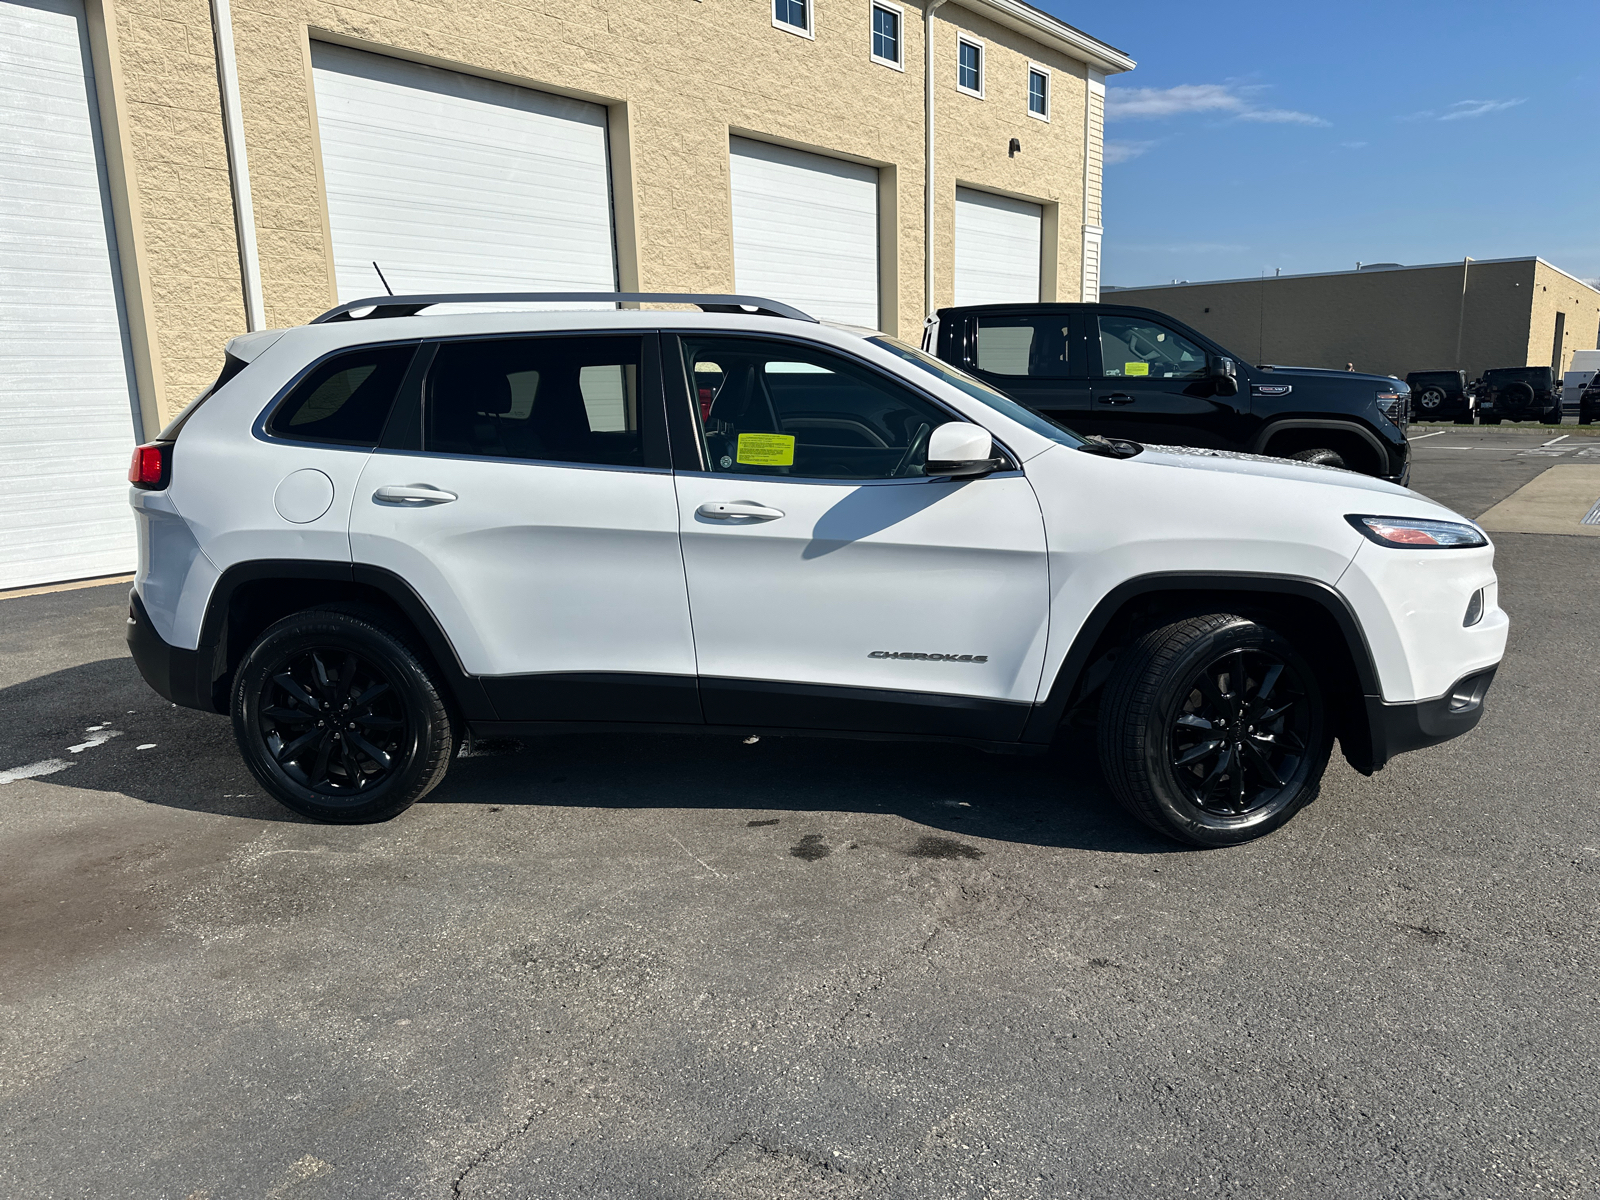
3, 426, 1598, 1199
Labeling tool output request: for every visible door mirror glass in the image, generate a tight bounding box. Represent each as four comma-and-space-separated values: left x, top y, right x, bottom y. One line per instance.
926, 422, 998, 477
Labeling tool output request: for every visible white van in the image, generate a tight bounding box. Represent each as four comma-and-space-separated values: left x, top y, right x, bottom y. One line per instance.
1561, 348, 1600, 411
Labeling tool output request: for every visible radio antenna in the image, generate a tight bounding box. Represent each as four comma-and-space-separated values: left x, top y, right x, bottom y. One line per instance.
372, 262, 394, 296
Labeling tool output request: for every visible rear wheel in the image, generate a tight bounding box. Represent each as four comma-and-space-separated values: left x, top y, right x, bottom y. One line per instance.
1580, 409, 1594, 426
1097, 614, 1332, 847
1418, 387, 1446, 412
1546, 405, 1563, 425
1289, 447, 1348, 469
232, 609, 454, 823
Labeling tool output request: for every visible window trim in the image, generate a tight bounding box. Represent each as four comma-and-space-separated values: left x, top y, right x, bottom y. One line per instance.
772, 0, 814, 40
869, 1, 905, 71
956, 34, 985, 99
1026, 63, 1051, 122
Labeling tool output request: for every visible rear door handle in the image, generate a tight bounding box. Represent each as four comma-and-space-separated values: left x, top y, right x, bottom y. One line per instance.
373, 484, 457, 504
697, 500, 785, 521
1098, 393, 1135, 405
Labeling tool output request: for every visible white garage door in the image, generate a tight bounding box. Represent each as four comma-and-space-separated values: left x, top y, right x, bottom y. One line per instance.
310, 43, 617, 303
0, 0, 139, 590
954, 187, 1042, 307
729, 138, 879, 328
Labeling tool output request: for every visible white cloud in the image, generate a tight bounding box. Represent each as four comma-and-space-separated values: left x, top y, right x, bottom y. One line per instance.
1106, 82, 1327, 127
1104, 139, 1157, 164
1399, 98, 1526, 122
1439, 98, 1526, 120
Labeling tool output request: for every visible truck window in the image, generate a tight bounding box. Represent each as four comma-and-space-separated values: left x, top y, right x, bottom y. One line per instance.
973, 314, 1072, 378
1098, 316, 1207, 380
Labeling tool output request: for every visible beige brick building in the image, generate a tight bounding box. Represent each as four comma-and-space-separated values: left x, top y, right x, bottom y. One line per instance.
0, 0, 1131, 588
1105, 257, 1600, 381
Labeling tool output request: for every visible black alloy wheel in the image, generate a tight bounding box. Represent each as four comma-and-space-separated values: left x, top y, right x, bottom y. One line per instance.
1168, 647, 1313, 818
259, 648, 407, 798
1097, 613, 1333, 847
233, 608, 454, 822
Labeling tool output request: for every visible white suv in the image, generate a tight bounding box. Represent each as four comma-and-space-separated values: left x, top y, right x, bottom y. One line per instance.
126, 293, 1507, 846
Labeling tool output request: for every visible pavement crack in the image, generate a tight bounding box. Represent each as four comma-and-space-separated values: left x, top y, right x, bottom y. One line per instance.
450, 1111, 540, 1198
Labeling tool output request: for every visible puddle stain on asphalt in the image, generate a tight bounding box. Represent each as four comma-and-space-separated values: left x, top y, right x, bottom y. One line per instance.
789, 834, 831, 861
903, 835, 984, 861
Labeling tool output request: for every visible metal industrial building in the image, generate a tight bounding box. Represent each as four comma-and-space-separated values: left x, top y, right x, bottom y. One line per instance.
0, 0, 1132, 589
1105, 257, 1600, 381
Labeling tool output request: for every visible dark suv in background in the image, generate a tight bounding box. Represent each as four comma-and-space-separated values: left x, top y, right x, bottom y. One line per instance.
1405, 370, 1475, 424
1477, 366, 1562, 425
928, 303, 1410, 484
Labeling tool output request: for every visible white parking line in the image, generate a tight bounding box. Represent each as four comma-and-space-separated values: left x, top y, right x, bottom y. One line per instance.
1542, 434, 1570, 446
0, 759, 73, 785
1408, 430, 1447, 441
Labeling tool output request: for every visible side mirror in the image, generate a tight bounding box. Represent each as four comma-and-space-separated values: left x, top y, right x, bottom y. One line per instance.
925, 422, 1001, 478
1209, 356, 1240, 397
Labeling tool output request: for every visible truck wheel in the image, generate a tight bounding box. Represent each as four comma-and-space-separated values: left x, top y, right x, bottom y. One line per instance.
1289, 447, 1347, 469
232, 608, 455, 823
1580, 410, 1594, 426
1418, 387, 1445, 412
1545, 405, 1563, 425
1097, 614, 1332, 847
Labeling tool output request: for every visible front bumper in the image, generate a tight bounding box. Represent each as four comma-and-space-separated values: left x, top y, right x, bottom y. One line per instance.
1363, 665, 1497, 771
127, 589, 222, 713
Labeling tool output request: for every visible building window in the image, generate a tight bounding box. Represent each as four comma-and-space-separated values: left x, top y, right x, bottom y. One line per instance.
957, 37, 983, 97
773, 0, 811, 37
1028, 66, 1049, 120
871, 3, 903, 69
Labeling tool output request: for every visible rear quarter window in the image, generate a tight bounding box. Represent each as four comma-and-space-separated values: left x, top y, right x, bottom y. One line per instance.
266, 344, 416, 446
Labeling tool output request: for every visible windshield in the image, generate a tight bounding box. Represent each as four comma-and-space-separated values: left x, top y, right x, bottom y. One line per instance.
868, 336, 1086, 448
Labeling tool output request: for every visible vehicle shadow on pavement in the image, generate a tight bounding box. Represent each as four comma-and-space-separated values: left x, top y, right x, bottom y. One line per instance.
0, 657, 1176, 855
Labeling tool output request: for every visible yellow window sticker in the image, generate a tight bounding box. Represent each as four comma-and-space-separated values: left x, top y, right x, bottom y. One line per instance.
735, 432, 796, 466
1124, 361, 1150, 376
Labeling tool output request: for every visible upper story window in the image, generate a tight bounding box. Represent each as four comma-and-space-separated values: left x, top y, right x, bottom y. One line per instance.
1028, 66, 1050, 120
957, 36, 983, 97
773, 0, 812, 37
871, 2, 903, 69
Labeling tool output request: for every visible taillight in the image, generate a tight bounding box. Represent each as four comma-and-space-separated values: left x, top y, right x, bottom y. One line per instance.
128, 443, 170, 490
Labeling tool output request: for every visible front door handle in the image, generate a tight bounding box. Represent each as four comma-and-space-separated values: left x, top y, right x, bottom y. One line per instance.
1098, 393, 1136, 405
373, 484, 458, 504
697, 500, 785, 521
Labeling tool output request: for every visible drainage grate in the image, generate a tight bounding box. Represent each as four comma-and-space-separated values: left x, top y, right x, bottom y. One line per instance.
1584, 497, 1600, 526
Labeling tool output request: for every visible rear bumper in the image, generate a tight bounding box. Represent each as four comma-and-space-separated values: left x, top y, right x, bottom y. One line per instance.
126, 589, 221, 713
1363, 664, 1497, 771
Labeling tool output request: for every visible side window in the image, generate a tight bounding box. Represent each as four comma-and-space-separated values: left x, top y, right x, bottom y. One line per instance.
973, 314, 1072, 377
680, 336, 952, 480
425, 336, 643, 468
267, 344, 414, 446
1097, 316, 1208, 380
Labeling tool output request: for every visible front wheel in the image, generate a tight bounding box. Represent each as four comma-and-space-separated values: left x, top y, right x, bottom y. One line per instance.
1289, 447, 1348, 469
1097, 614, 1333, 847
232, 608, 455, 823
1546, 406, 1563, 425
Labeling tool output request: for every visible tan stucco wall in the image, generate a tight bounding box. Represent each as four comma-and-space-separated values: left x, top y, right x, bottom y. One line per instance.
1528, 261, 1600, 376
1108, 258, 1599, 379
102, 0, 1109, 422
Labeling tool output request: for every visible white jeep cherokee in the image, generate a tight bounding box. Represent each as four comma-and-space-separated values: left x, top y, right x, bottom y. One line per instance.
126, 293, 1507, 846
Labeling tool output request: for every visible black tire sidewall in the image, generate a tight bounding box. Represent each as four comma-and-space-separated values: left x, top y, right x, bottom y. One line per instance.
232, 611, 450, 823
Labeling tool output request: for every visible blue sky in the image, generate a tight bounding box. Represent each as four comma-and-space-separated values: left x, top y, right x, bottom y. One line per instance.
1036, 1, 1600, 289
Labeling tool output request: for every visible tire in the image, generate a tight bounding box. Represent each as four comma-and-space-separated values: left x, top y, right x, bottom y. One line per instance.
232, 608, 455, 823
1580, 410, 1594, 426
1545, 405, 1563, 425
1503, 382, 1536, 420
1097, 614, 1333, 847
1418, 387, 1446, 412
1289, 447, 1348, 469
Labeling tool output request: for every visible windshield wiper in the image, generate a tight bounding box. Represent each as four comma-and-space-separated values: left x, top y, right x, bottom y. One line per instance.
1077, 437, 1144, 460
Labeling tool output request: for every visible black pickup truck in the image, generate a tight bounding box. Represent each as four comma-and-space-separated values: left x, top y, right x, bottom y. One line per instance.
928, 303, 1411, 484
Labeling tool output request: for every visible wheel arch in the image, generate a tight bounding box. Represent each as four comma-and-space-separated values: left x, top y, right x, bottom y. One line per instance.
194, 560, 495, 721
1253, 419, 1391, 476
1025, 573, 1385, 774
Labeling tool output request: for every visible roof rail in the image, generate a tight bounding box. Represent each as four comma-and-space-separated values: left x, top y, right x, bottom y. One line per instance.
310, 292, 817, 324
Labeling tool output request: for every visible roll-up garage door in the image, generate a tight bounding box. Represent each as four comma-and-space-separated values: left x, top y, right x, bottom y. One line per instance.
0, 0, 139, 590
953, 187, 1042, 307
729, 138, 879, 328
310, 43, 617, 303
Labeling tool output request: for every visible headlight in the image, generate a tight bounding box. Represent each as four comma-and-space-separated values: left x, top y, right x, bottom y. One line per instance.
1346, 514, 1488, 548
